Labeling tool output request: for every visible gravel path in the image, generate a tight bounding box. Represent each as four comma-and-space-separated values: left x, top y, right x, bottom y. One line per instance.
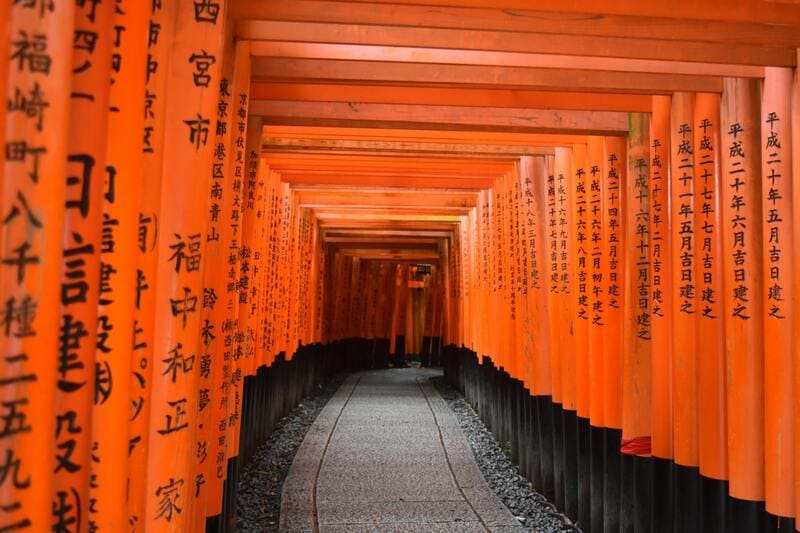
237, 370, 578, 532
236, 373, 347, 532
431, 377, 580, 533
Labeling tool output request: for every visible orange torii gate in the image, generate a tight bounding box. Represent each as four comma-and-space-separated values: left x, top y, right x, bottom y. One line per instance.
3, 1, 800, 533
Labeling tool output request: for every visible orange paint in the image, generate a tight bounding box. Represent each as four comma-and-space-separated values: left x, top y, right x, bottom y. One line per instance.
128, 1, 179, 526
91, 1, 149, 530
144, 1, 226, 527
720, 77, 765, 502
761, 67, 794, 518
2, 3, 74, 529
554, 147, 576, 411
545, 155, 563, 405
525, 156, 552, 397
621, 113, 651, 447
239, 115, 264, 375
792, 49, 800, 532
571, 143, 590, 419
670, 92, 697, 469
694, 92, 728, 482
649, 95, 673, 461
54, 3, 115, 529
586, 137, 606, 428
602, 137, 626, 430
195, 31, 236, 527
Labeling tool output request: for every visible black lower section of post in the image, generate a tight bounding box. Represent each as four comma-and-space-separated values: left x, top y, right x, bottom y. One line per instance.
577, 416, 591, 531
674, 463, 700, 533
651, 457, 673, 533
633, 455, 653, 532
537, 395, 555, 503
604, 428, 622, 533
730, 496, 764, 533
552, 402, 565, 511
589, 424, 605, 533
440, 345, 794, 533
700, 473, 728, 533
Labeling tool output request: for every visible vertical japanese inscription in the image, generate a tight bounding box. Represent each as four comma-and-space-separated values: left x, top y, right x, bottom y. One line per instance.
697, 113, 720, 320
91, 0, 149, 530
3, 3, 74, 529
145, 0, 225, 526
727, 122, 752, 321
574, 163, 588, 322
762, 111, 787, 320
633, 155, 651, 341
129, 1, 179, 527
55, 2, 115, 531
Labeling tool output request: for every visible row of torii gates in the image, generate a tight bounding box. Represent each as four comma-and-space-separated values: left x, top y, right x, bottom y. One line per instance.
2, 0, 800, 532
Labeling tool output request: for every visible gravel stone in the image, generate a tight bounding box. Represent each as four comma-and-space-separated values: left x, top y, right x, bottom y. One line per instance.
431, 377, 580, 533
236, 373, 347, 532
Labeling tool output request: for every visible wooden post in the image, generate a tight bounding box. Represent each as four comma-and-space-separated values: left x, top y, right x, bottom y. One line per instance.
761, 67, 795, 522
54, 3, 114, 530
720, 77, 765, 529
128, 0, 178, 525
91, 1, 149, 529
144, 0, 226, 527
793, 49, 800, 533
694, 91, 729, 531
2, 3, 74, 529
602, 137, 626, 433
572, 143, 591, 420
649, 95, 674, 529
622, 112, 652, 532
586, 138, 606, 429
669, 91, 699, 530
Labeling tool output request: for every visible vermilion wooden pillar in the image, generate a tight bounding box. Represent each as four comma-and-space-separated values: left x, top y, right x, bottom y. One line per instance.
720, 77, 765, 532
2, 3, 74, 529
91, 1, 149, 529
128, 1, 177, 525
571, 142, 591, 529
761, 67, 795, 526
794, 50, 800, 533
602, 137, 626, 436
586, 137, 606, 429
522, 156, 551, 399
649, 94, 674, 533
0, 2, 7, 186
601, 136, 626, 533
622, 112, 652, 533
53, 4, 114, 528
586, 137, 607, 533
144, 1, 226, 528
239, 114, 264, 375
195, 27, 236, 528
554, 147, 576, 414
694, 92, 729, 533
670, 91, 700, 531
572, 143, 590, 422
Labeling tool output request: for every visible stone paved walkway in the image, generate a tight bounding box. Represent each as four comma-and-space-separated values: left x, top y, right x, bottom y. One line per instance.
280, 368, 524, 532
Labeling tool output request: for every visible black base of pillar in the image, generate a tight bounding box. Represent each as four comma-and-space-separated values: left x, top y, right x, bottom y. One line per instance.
440, 346, 790, 533
589, 424, 605, 533
674, 463, 700, 532
699, 473, 728, 533
651, 457, 674, 533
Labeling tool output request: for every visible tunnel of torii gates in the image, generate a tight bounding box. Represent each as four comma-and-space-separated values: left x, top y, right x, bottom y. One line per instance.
4, 0, 800, 532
